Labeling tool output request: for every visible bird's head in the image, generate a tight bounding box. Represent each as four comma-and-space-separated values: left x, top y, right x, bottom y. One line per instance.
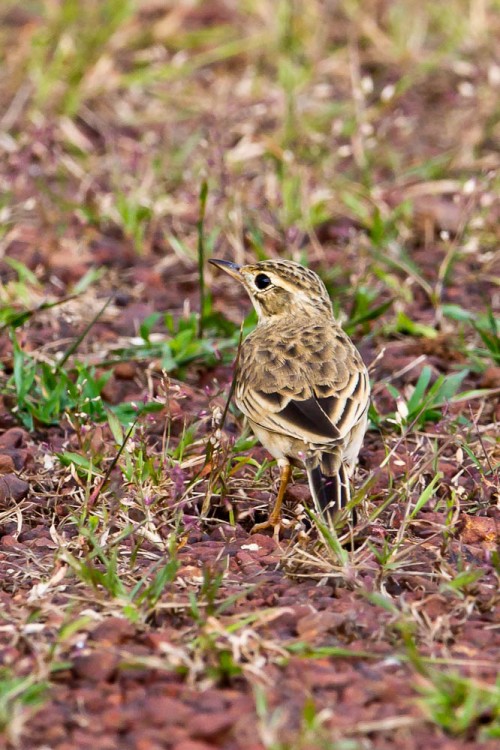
209, 258, 333, 321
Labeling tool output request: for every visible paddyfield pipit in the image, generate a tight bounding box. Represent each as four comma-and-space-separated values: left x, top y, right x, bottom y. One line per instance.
209, 258, 370, 537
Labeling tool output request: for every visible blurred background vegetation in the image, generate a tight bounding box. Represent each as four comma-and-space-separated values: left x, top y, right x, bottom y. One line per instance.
1, 0, 498, 258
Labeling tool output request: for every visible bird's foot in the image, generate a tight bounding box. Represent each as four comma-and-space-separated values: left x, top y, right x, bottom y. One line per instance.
251, 514, 283, 542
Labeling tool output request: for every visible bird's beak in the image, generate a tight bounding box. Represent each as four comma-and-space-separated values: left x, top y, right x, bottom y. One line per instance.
208, 258, 242, 280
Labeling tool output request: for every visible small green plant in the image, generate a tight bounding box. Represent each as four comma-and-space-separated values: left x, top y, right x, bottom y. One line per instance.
0, 668, 49, 742
0, 258, 41, 308
276, 0, 314, 149
188, 565, 227, 622
185, 575, 263, 687
60, 521, 181, 622
7, 333, 162, 430
343, 285, 393, 335
366, 473, 442, 576
418, 671, 500, 738
340, 194, 412, 250
116, 422, 164, 488
442, 304, 500, 366
119, 310, 241, 374
9, 335, 112, 430
380, 365, 470, 432
254, 685, 360, 750
388, 311, 439, 339
191, 628, 243, 687
113, 189, 154, 252
309, 508, 351, 565
28, 0, 135, 115
57, 450, 103, 479
197, 180, 209, 338
3, 299, 238, 429
439, 566, 485, 599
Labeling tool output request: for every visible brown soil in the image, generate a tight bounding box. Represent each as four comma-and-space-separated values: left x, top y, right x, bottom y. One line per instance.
0, 2, 499, 749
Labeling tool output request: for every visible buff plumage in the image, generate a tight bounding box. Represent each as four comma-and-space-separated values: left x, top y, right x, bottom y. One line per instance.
209, 258, 370, 537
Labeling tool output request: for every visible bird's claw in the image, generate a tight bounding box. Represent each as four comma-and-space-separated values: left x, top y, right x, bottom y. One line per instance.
251, 516, 283, 541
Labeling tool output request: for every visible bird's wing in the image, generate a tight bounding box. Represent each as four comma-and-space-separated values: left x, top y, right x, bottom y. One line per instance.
237, 366, 370, 448
235, 320, 370, 448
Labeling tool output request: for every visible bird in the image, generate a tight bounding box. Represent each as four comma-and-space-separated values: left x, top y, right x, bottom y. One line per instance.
209, 257, 370, 538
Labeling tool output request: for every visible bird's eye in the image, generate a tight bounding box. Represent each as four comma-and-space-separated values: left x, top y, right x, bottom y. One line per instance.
255, 273, 272, 290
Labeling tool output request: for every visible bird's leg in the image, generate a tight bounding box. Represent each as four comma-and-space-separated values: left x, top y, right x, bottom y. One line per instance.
251, 462, 291, 540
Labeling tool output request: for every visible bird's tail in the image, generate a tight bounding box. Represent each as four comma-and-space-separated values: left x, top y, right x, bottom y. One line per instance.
306, 452, 354, 528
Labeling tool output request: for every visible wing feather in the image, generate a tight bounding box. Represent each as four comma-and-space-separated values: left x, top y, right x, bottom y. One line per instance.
235, 321, 370, 448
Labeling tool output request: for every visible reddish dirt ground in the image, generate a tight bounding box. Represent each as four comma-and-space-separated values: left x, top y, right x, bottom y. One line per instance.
0, 2, 499, 749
